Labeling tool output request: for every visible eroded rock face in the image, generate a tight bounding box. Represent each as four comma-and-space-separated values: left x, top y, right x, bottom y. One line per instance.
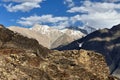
0, 48, 51, 80
47, 49, 110, 80
0, 48, 112, 80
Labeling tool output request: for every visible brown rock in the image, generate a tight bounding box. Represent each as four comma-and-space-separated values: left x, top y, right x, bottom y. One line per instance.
0, 25, 117, 80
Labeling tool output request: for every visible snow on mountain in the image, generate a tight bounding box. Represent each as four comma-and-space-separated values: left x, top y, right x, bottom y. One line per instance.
31, 24, 85, 42
31, 24, 64, 45
60, 29, 82, 36
8, 24, 86, 49
31, 24, 50, 35
8, 26, 50, 48
60, 28, 85, 40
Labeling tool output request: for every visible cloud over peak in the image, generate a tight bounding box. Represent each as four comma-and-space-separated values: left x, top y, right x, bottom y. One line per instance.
17, 14, 83, 29
17, 15, 69, 28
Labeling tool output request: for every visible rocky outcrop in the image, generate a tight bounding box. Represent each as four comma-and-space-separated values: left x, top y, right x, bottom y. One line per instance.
48, 49, 110, 80
0, 48, 113, 80
0, 48, 50, 80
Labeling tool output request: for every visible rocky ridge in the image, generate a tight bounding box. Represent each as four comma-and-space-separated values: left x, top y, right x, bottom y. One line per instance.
0, 24, 117, 79
0, 48, 115, 80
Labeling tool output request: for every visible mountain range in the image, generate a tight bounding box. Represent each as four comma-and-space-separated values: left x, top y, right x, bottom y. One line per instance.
8, 24, 95, 49
8, 23, 120, 79
0, 24, 117, 80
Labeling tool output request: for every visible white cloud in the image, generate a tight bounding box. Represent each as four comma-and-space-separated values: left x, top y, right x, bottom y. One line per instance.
80, 11, 120, 28
70, 15, 81, 24
17, 15, 69, 28
64, 0, 74, 7
17, 14, 85, 28
3, 0, 43, 12
67, 1, 120, 13
103, 0, 120, 2
19, 15, 68, 23
67, 1, 120, 29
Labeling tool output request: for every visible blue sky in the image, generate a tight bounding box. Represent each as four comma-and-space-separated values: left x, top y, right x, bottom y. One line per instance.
0, 0, 120, 29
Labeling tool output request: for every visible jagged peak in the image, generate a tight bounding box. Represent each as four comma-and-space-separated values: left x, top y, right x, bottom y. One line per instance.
111, 23, 120, 31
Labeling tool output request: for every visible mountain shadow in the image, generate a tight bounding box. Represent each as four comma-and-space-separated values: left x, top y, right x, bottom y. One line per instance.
55, 24, 120, 78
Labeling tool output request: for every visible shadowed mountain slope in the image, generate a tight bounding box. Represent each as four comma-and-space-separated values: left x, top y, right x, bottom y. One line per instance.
55, 24, 120, 78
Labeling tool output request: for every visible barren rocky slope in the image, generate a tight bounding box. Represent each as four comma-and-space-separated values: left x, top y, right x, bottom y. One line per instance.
0, 48, 116, 80
0, 24, 118, 80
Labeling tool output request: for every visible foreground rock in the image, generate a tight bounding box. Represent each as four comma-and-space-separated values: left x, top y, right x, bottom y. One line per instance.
0, 48, 117, 80
48, 49, 110, 80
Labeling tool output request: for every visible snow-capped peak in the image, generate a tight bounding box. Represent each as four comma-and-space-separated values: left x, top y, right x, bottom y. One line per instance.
30, 24, 50, 34
8, 24, 86, 49
60, 28, 84, 36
